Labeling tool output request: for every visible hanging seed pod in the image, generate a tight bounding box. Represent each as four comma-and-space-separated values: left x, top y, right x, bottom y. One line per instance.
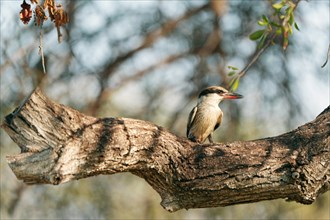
34, 5, 48, 27
19, 0, 32, 24
54, 4, 69, 27
46, 0, 56, 21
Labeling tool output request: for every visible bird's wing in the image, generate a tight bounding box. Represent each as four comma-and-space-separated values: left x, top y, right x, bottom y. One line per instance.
186, 106, 198, 137
214, 111, 223, 131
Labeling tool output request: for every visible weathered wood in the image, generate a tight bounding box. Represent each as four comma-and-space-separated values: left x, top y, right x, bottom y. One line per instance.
1, 87, 329, 212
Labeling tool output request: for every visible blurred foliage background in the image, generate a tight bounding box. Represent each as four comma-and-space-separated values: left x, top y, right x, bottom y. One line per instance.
1, 0, 329, 219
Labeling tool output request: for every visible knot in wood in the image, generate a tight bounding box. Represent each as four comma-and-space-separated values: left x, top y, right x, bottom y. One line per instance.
50, 174, 62, 185
291, 171, 300, 179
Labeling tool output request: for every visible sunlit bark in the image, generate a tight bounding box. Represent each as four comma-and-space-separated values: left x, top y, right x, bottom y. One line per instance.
2, 88, 329, 212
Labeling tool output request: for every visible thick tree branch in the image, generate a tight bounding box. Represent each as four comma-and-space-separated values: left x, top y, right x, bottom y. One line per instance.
1, 88, 329, 212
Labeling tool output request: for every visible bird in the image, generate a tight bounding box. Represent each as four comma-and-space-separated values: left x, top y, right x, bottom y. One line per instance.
186, 86, 243, 143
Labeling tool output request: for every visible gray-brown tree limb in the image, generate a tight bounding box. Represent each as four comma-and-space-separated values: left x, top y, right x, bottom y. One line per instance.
2, 87, 329, 212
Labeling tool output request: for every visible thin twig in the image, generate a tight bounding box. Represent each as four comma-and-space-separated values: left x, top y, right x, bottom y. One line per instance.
237, 33, 276, 79
56, 25, 62, 43
228, 33, 276, 91
10, 28, 48, 120
39, 28, 47, 75
321, 44, 330, 68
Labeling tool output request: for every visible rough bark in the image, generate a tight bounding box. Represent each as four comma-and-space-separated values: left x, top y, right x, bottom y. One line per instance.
2, 87, 329, 212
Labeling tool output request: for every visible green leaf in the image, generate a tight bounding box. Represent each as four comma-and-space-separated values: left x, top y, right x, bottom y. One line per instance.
270, 21, 281, 28
227, 65, 238, 70
288, 25, 293, 35
258, 34, 267, 49
276, 28, 282, 35
286, 6, 294, 15
249, 30, 265, 41
289, 13, 294, 25
258, 20, 268, 26
228, 71, 236, 77
272, 2, 284, 10
230, 78, 240, 91
294, 22, 300, 31
262, 15, 269, 23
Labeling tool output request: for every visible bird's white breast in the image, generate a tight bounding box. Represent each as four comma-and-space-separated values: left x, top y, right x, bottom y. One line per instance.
189, 101, 222, 142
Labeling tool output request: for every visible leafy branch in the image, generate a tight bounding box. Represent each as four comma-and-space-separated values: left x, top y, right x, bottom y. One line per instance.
228, 0, 301, 91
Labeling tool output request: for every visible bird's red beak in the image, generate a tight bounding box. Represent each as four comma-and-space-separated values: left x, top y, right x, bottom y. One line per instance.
223, 92, 243, 99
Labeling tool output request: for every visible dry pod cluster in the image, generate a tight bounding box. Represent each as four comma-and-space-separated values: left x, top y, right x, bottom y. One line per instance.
19, 0, 69, 43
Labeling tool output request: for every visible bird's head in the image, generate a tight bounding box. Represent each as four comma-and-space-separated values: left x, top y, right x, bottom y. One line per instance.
198, 86, 243, 104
